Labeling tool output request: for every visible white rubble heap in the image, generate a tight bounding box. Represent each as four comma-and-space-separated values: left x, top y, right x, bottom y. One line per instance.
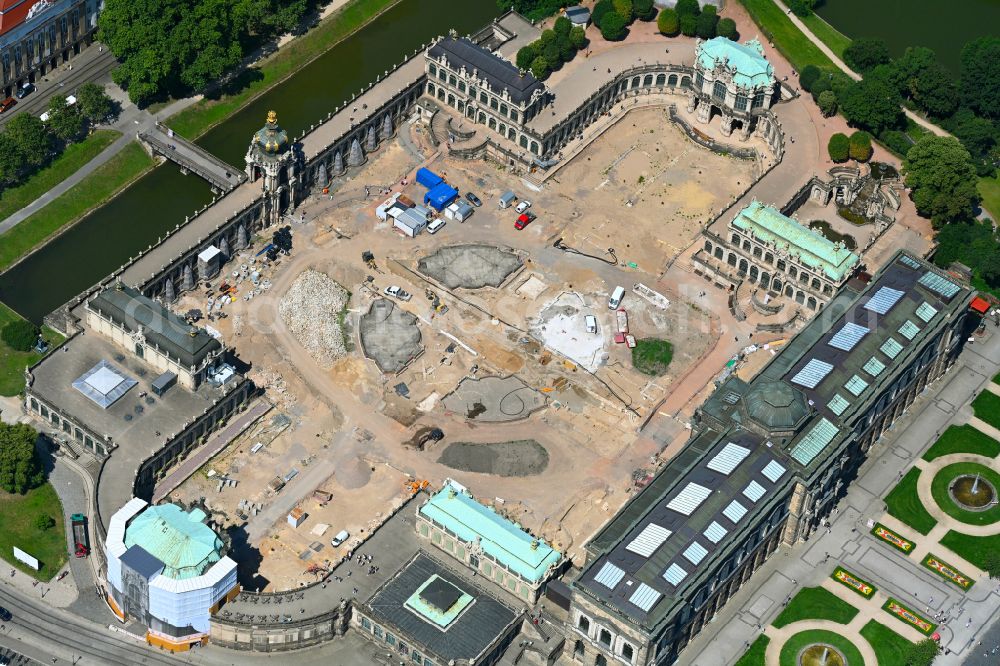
278, 269, 350, 369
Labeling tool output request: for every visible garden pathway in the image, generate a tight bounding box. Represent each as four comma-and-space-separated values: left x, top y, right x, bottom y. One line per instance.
985, 382, 1000, 398
913, 453, 1000, 541
763, 616, 878, 666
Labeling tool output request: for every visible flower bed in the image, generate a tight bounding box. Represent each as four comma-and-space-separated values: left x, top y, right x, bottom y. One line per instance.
882, 597, 937, 635
922, 553, 975, 590
831, 566, 877, 599
870, 522, 916, 554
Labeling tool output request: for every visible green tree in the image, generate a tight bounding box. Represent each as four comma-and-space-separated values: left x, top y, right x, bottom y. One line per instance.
516, 44, 537, 70
810, 75, 832, 101
817, 90, 838, 117
788, 0, 815, 18
679, 13, 698, 37
960, 36, 1000, 119
634, 0, 657, 21
843, 37, 891, 73
0, 422, 43, 495
553, 15, 572, 37
569, 26, 587, 50
849, 130, 873, 161
675, 0, 699, 17
829, 70, 856, 100
557, 34, 575, 63
600, 11, 628, 41
0, 132, 26, 185
542, 40, 561, 69
799, 64, 821, 92
5, 114, 50, 167
716, 17, 737, 41
76, 83, 115, 124
695, 5, 717, 39
1, 319, 39, 351
47, 96, 84, 143
903, 136, 981, 226
902, 639, 939, 666
530, 55, 549, 80
887, 46, 937, 96
839, 77, 903, 135
954, 116, 997, 176
657, 8, 679, 36
828, 133, 850, 162
910, 63, 959, 118
539, 28, 557, 47
592, 0, 615, 26
934, 220, 1000, 287
34, 514, 55, 531
612, 0, 634, 23
984, 549, 1000, 579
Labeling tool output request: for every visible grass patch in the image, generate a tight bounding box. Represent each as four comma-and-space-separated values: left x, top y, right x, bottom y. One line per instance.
738, 0, 838, 74
939, 531, 1000, 570
921, 553, 975, 590
799, 13, 851, 59
993, 371, 1000, 386
882, 597, 937, 635
930, 462, 1000, 526
972, 391, 1000, 431
859, 620, 915, 666
0, 130, 120, 222
0, 142, 155, 273
831, 566, 877, 599
871, 521, 917, 553
884, 468, 937, 535
923, 424, 1000, 461
631, 338, 673, 376
166, 0, 399, 139
0, 301, 63, 396
0, 483, 68, 581
772, 586, 858, 628
734, 635, 769, 666
978, 174, 1000, 222
778, 629, 864, 666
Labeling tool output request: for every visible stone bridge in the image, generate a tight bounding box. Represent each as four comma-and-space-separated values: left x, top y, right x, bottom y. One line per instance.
138, 123, 246, 193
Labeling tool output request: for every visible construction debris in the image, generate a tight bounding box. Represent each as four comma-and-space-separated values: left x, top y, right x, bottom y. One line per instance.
278, 269, 350, 368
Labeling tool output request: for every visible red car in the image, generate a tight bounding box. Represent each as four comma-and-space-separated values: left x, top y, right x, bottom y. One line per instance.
0, 97, 16, 113
515, 212, 536, 230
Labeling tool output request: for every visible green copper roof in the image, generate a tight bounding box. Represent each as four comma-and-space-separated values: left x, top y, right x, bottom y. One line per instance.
420, 482, 561, 583
124, 504, 224, 579
732, 201, 860, 281
696, 37, 775, 89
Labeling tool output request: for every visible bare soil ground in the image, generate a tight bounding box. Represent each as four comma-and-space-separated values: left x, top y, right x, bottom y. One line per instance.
437, 440, 549, 477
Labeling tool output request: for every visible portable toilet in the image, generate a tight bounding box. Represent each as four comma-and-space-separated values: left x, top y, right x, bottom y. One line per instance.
499, 191, 517, 209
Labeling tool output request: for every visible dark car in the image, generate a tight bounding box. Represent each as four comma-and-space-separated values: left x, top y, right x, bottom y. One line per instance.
15, 83, 34, 99
465, 192, 482, 207
0, 606, 11, 621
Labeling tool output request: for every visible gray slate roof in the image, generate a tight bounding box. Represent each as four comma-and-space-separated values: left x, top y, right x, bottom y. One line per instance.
89, 284, 221, 368
428, 37, 543, 105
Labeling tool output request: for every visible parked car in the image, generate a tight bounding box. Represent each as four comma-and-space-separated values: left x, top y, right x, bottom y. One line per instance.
515, 200, 532, 214
0, 606, 11, 621
427, 218, 446, 234
515, 212, 536, 230
585, 315, 598, 333
330, 530, 350, 547
15, 83, 34, 99
383, 285, 412, 301
608, 285, 626, 309
0, 97, 16, 113
465, 192, 482, 207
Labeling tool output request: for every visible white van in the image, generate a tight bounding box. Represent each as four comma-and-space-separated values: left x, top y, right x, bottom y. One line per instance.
585, 315, 598, 333
608, 286, 625, 309
330, 529, 350, 547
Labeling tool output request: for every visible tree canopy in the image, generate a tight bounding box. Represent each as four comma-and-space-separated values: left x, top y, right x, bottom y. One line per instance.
0, 422, 43, 495
633, 0, 657, 21
716, 17, 737, 41
848, 131, 873, 162
902, 639, 939, 666
903, 136, 981, 226
843, 37, 891, 73
1, 320, 39, 352
657, 8, 679, 36
828, 133, 849, 163
76, 83, 115, 124
6, 114, 51, 168
675, 0, 700, 17
934, 220, 1000, 288
600, 11, 627, 41
496, 0, 567, 21
960, 36, 1000, 119
839, 77, 903, 135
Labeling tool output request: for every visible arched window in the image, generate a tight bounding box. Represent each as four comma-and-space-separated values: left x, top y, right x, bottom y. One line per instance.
488, 117, 497, 130
448, 74, 456, 87
644, 74, 653, 86
656, 73, 666, 86
437, 88, 445, 101
428, 64, 437, 76
458, 81, 466, 93
596, 655, 608, 666
490, 97, 499, 111
713, 81, 726, 100
530, 140, 539, 153
519, 135, 528, 148
578, 615, 590, 632
447, 94, 456, 108
695, 72, 704, 89
622, 643, 635, 661
668, 74, 678, 87
574, 641, 585, 658
731, 232, 740, 244
426, 82, 435, 95
437, 69, 446, 81
681, 76, 691, 88
735, 94, 748, 111
508, 127, 516, 140
500, 103, 509, 116
631, 76, 640, 88
598, 629, 612, 647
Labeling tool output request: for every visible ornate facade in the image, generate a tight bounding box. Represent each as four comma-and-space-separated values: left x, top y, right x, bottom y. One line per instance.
245, 111, 303, 227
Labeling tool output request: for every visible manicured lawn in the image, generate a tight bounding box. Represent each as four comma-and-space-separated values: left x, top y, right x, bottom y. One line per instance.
0, 483, 68, 581
778, 629, 864, 666
166, 0, 398, 139
993, 371, 1000, 386
772, 586, 858, 628
631, 338, 673, 376
734, 634, 769, 666
923, 424, 1000, 461
0, 301, 63, 396
972, 391, 1000, 431
738, 0, 839, 74
0, 142, 155, 272
884, 468, 937, 535
859, 620, 914, 666
0, 130, 120, 223
939, 530, 1000, 571
978, 174, 1000, 222
799, 13, 851, 59
930, 462, 1000, 526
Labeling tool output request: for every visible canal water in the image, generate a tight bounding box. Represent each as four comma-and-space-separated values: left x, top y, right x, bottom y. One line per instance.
1, 0, 499, 323
816, 0, 1000, 73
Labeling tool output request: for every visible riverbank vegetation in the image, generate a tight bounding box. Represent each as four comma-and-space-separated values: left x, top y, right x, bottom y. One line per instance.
0, 303, 62, 396
738, 0, 837, 74
165, 0, 400, 139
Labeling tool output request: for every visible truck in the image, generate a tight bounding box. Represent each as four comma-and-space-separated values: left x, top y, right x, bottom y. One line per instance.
71, 513, 90, 557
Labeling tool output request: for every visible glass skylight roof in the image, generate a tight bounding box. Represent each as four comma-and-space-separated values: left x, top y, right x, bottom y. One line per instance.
723, 500, 748, 524
898, 320, 920, 340
629, 583, 661, 612
666, 483, 712, 516
864, 286, 905, 315
707, 442, 752, 475
863, 357, 886, 377
625, 523, 672, 557
703, 521, 728, 544
594, 561, 625, 589
827, 394, 850, 416
742, 480, 766, 502
899, 255, 922, 269
663, 563, 688, 586
790, 359, 834, 389
828, 322, 869, 351
881, 338, 903, 359
918, 271, 960, 298
790, 418, 839, 466
683, 542, 708, 566
761, 460, 787, 482
844, 375, 869, 396
915, 302, 938, 322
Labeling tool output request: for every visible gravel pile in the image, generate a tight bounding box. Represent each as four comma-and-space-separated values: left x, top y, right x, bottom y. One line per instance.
279, 270, 350, 368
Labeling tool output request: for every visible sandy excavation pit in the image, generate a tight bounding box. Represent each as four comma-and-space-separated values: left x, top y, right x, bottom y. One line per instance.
417, 244, 523, 289
438, 440, 550, 477
442, 375, 545, 421
533, 292, 607, 372
358, 298, 423, 374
